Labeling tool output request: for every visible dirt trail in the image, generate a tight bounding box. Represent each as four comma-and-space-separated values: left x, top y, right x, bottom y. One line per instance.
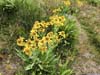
73, 19, 100, 75
73, 5, 100, 75
0, 33, 22, 75
0, 51, 22, 75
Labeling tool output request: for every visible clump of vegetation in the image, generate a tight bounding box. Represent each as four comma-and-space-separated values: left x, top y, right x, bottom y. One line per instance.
16, 0, 78, 75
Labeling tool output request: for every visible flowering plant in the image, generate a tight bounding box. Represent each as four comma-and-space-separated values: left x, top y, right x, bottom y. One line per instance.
16, 0, 77, 75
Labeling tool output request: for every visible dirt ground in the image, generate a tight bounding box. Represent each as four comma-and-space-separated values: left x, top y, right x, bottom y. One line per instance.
72, 4, 100, 75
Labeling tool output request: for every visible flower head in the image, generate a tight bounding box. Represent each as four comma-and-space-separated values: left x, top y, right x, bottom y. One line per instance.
25, 39, 33, 47
17, 37, 25, 46
49, 15, 66, 26
58, 31, 66, 38
23, 46, 32, 56
47, 32, 54, 37
43, 36, 51, 44
39, 46, 47, 54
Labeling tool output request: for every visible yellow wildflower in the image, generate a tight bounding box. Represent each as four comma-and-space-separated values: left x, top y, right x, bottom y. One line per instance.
63, 0, 71, 6
39, 46, 47, 53
33, 21, 41, 29
23, 46, 32, 56
38, 28, 45, 32
38, 39, 46, 47
30, 29, 38, 38
43, 36, 51, 44
53, 8, 61, 13
40, 21, 49, 28
58, 31, 66, 38
31, 45, 36, 50
49, 15, 65, 26
47, 32, 53, 37
17, 37, 25, 46
25, 39, 33, 47
59, 16, 66, 23
30, 29, 36, 36
34, 38, 39, 44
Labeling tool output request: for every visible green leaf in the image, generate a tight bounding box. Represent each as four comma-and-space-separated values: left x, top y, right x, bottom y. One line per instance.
61, 69, 73, 75
38, 64, 43, 70
16, 49, 29, 62
25, 63, 34, 71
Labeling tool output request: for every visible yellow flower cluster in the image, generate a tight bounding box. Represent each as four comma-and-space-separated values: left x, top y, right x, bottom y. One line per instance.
17, 31, 66, 56
17, 18, 66, 56
52, 8, 61, 13
17, 2, 68, 56
49, 15, 66, 26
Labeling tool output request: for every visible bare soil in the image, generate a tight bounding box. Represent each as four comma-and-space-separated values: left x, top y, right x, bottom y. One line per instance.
73, 5, 100, 75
